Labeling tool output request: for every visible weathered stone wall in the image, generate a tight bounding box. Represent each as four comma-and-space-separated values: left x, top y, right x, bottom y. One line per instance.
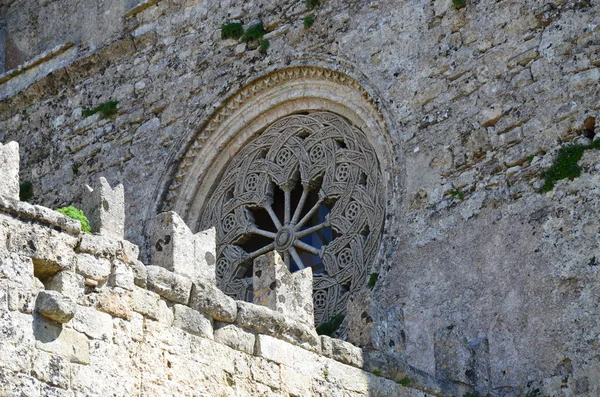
1, 0, 600, 395
0, 182, 450, 396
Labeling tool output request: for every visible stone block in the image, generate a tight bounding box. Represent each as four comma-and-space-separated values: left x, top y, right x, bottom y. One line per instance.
253, 251, 314, 327
46, 271, 84, 302
146, 265, 192, 304
109, 259, 135, 290
189, 279, 237, 322
76, 253, 111, 283
0, 250, 34, 287
118, 240, 140, 264
95, 287, 133, 320
0, 196, 81, 234
7, 283, 37, 313
128, 259, 147, 288
151, 211, 196, 279
35, 318, 90, 364
82, 177, 125, 239
194, 227, 217, 284
173, 304, 213, 339
131, 286, 161, 320
6, 225, 77, 278
0, 141, 19, 199
214, 323, 256, 354
31, 350, 70, 389
36, 290, 76, 324
71, 304, 113, 340
321, 335, 364, 368
77, 233, 121, 258
347, 291, 406, 356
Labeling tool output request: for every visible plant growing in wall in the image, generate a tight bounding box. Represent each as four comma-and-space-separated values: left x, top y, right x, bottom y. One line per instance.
304, 14, 316, 29
221, 22, 244, 40
540, 139, 600, 192
56, 206, 92, 234
82, 100, 119, 119
453, 0, 466, 9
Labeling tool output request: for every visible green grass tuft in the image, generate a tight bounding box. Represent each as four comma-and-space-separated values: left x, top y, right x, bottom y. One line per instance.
372, 370, 382, 377
453, 0, 466, 9
83, 100, 119, 119
449, 189, 465, 200
258, 39, 270, 54
304, 14, 316, 29
242, 22, 267, 42
316, 313, 344, 336
19, 181, 34, 202
397, 378, 411, 387
56, 206, 92, 234
221, 22, 244, 40
367, 273, 378, 289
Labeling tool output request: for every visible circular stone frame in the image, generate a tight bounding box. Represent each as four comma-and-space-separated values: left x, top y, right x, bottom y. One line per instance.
161, 65, 399, 326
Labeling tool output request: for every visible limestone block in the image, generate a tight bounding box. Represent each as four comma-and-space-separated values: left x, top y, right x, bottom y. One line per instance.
194, 227, 217, 284
6, 224, 77, 278
82, 177, 125, 239
253, 251, 314, 327
0, 196, 81, 234
235, 300, 320, 351
95, 287, 133, 320
146, 265, 192, 304
36, 290, 76, 324
214, 323, 256, 354
189, 279, 237, 323
151, 211, 196, 279
347, 290, 406, 356
0, 141, 19, 199
173, 304, 213, 339
46, 271, 84, 302
7, 283, 37, 313
109, 259, 135, 290
118, 240, 140, 264
280, 365, 312, 397
77, 233, 121, 258
131, 286, 161, 320
255, 333, 321, 377
76, 253, 112, 283
321, 335, 364, 368
128, 259, 147, 288
0, 250, 34, 287
31, 350, 70, 389
71, 304, 113, 340
35, 318, 90, 364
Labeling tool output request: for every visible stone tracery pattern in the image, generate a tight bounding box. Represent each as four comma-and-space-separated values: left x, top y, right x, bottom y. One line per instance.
199, 112, 385, 326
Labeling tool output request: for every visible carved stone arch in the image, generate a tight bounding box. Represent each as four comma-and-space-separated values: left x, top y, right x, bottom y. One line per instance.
162, 66, 397, 329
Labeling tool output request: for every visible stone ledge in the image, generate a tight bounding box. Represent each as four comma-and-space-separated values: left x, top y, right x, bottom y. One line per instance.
0, 195, 81, 235
0, 43, 75, 85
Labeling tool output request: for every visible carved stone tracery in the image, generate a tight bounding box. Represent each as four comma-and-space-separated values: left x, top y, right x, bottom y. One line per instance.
199, 111, 385, 326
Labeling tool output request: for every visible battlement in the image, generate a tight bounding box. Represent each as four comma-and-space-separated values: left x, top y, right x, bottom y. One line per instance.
0, 140, 482, 396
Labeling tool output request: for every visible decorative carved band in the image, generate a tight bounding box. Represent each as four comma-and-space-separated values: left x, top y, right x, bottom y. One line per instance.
165, 66, 383, 209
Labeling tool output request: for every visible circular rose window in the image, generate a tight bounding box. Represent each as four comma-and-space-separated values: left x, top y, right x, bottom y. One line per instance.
199, 111, 385, 326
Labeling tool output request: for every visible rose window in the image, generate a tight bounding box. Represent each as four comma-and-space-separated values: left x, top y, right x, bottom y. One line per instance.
199, 112, 385, 326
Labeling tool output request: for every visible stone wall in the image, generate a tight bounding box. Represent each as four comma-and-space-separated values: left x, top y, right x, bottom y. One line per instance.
1, 154, 463, 396
0, 0, 599, 395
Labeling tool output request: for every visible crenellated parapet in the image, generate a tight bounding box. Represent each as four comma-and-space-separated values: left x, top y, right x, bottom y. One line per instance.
0, 140, 482, 396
